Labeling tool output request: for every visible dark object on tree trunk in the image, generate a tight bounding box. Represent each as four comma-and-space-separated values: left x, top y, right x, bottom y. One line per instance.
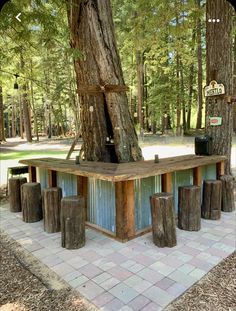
150, 193, 177, 247
43, 187, 62, 233
21, 183, 42, 222
219, 175, 235, 212
202, 180, 222, 220
195, 136, 213, 155
61, 196, 85, 249
178, 186, 201, 231
9, 177, 27, 212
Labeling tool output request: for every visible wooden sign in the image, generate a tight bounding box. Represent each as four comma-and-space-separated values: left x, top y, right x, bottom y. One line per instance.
209, 117, 222, 126
205, 80, 225, 97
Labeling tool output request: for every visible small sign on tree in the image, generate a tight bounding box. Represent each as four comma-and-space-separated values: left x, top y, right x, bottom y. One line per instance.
209, 117, 222, 126
205, 80, 225, 97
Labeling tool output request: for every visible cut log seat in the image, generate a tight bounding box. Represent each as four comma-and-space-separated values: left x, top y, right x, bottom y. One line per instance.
21, 182, 42, 222
9, 177, 27, 212
61, 195, 85, 249
202, 180, 222, 220
178, 185, 201, 231
219, 175, 235, 212
43, 187, 62, 233
150, 193, 177, 247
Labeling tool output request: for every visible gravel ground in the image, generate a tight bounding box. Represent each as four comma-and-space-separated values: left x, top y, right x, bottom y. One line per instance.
0, 233, 96, 311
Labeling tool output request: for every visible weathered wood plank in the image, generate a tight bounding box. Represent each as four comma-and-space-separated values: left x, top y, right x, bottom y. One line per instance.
29, 166, 36, 182
162, 173, 172, 192
77, 176, 88, 220
193, 167, 202, 186
48, 170, 57, 187
216, 161, 225, 178
115, 180, 135, 241
20, 154, 226, 182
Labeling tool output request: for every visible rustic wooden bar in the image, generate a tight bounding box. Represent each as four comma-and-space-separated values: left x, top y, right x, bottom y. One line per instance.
20, 154, 226, 242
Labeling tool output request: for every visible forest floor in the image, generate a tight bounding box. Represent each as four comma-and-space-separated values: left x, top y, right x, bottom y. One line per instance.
1, 135, 236, 310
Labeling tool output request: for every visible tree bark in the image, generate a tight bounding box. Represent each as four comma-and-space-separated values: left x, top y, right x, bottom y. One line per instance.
202, 180, 222, 220
43, 187, 62, 233
233, 33, 236, 133
196, 0, 203, 129
22, 183, 42, 222
9, 177, 27, 212
136, 50, 144, 130
178, 186, 201, 231
0, 85, 5, 142
205, 0, 233, 174
150, 193, 177, 247
67, 0, 142, 162
61, 195, 85, 249
219, 175, 235, 212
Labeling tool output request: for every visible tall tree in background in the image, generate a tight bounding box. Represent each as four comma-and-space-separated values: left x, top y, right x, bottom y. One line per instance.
0, 85, 5, 142
205, 0, 233, 174
67, 0, 142, 162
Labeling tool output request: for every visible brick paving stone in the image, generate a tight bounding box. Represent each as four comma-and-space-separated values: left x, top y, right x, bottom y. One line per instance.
189, 268, 206, 279
92, 272, 112, 285
91, 292, 115, 308
132, 254, 156, 266
143, 285, 174, 307
196, 252, 212, 260
67, 257, 89, 269
155, 277, 175, 290
188, 257, 213, 272
177, 245, 201, 256
207, 247, 229, 258
166, 282, 187, 297
100, 277, 120, 290
132, 279, 152, 294
177, 263, 195, 274
168, 270, 198, 287
159, 256, 184, 268
109, 283, 139, 304
128, 295, 151, 311
137, 267, 165, 283
206, 255, 222, 265
69, 275, 89, 288
124, 275, 143, 287
79, 250, 102, 262
63, 270, 81, 282
141, 302, 163, 311
171, 251, 193, 263
107, 253, 129, 265
118, 306, 134, 311
101, 298, 124, 311
126, 263, 145, 273
149, 261, 175, 276
77, 280, 104, 300
41, 255, 63, 267
107, 266, 133, 281
31, 248, 52, 259
120, 260, 136, 269
79, 263, 103, 278
51, 262, 75, 277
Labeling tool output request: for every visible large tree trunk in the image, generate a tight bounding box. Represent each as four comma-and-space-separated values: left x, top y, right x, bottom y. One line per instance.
205, 0, 233, 174
67, 0, 142, 162
233, 33, 236, 133
0, 86, 5, 142
196, 0, 203, 129
176, 52, 181, 135
136, 51, 144, 130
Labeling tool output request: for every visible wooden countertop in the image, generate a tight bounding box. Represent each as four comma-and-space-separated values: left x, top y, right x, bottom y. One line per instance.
19, 154, 226, 182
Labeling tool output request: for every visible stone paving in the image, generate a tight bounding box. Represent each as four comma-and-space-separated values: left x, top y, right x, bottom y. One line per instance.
0, 203, 235, 310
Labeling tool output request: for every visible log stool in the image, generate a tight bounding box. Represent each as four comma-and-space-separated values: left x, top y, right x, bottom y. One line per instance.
21, 183, 42, 222
61, 195, 85, 249
219, 175, 235, 212
43, 187, 62, 233
9, 177, 27, 212
178, 185, 201, 231
150, 193, 176, 247
202, 180, 222, 220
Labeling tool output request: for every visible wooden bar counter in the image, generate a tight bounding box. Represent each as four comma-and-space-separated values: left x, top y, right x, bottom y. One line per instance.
20, 154, 226, 242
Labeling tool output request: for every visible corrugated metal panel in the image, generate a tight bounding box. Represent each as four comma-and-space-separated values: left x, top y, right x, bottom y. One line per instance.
172, 169, 193, 213
88, 178, 115, 232
202, 164, 216, 180
135, 176, 161, 231
37, 168, 48, 190
57, 172, 77, 197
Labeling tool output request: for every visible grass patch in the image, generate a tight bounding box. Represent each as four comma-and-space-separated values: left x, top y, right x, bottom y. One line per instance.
0, 150, 67, 161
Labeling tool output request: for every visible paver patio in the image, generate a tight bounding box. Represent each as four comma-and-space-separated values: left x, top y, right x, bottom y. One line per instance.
0, 203, 235, 310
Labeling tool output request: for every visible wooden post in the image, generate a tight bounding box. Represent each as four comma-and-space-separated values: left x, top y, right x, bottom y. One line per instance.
9, 177, 27, 212
219, 175, 235, 212
61, 195, 85, 249
178, 186, 201, 231
161, 173, 172, 192
216, 161, 225, 178
48, 170, 57, 187
202, 180, 222, 220
115, 180, 135, 242
77, 176, 88, 220
150, 193, 176, 247
43, 187, 62, 233
21, 183, 42, 222
29, 166, 36, 182
193, 167, 202, 186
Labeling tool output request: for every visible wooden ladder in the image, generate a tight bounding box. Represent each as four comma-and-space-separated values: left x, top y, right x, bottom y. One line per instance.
66, 130, 82, 160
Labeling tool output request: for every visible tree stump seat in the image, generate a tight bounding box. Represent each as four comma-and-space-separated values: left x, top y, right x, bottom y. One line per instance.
9, 177, 27, 212
43, 187, 62, 233
178, 185, 201, 231
150, 192, 177, 248
61, 195, 85, 249
202, 180, 222, 220
219, 175, 235, 212
21, 182, 42, 222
